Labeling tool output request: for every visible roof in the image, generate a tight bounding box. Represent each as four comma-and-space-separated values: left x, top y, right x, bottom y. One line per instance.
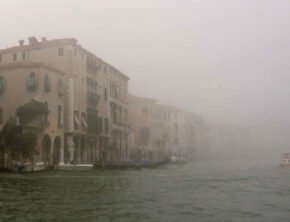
0, 37, 130, 80
129, 94, 158, 104
0, 37, 77, 53
162, 105, 181, 112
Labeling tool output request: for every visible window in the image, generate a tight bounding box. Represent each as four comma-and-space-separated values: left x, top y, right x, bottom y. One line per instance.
13, 53, 17, 62
104, 88, 108, 101
124, 108, 128, 122
58, 79, 63, 96
87, 78, 97, 94
98, 117, 103, 132
110, 81, 112, 96
74, 111, 79, 129
118, 105, 122, 123
87, 78, 99, 104
105, 118, 109, 134
22, 52, 26, 60
58, 47, 64, 56
44, 74, 51, 92
87, 110, 98, 134
0, 107, 3, 124
0, 76, 6, 95
81, 112, 87, 129
58, 105, 62, 128
26, 72, 38, 91
44, 102, 49, 124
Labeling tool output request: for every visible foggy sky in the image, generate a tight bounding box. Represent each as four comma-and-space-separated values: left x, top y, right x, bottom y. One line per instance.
1, 0, 290, 126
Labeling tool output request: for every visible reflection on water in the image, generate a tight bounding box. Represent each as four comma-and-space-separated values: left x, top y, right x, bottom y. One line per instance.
1, 160, 290, 222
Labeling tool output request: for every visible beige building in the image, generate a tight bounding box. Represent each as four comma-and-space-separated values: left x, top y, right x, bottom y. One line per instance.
0, 62, 65, 166
128, 94, 172, 162
156, 105, 196, 161
0, 37, 129, 166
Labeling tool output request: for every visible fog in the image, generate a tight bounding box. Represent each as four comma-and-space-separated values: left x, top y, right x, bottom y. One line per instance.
1, 0, 290, 163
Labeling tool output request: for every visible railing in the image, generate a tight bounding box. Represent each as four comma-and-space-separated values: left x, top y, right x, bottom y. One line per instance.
111, 116, 130, 132
19, 118, 49, 129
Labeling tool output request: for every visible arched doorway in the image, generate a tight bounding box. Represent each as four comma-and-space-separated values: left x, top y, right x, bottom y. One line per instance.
53, 136, 61, 165
42, 135, 51, 165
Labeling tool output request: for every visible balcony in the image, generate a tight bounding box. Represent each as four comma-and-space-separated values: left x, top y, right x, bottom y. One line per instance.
87, 93, 100, 105
111, 115, 130, 132
20, 117, 49, 130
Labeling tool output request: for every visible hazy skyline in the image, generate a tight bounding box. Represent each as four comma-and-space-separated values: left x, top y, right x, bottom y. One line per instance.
1, 0, 290, 126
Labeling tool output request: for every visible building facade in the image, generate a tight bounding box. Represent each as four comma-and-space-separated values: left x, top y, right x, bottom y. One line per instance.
129, 94, 179, 162
0, 62, 65, 166
0, 37, 129, 167
128, 94, 198, 162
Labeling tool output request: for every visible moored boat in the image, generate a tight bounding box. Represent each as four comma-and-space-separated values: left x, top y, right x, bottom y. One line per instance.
57, 164, 94, 171
170, 156, 187, 165
94, 161, 142, 170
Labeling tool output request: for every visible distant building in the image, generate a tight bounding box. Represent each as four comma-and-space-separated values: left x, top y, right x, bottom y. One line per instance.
164, 106, 194, 160
128, 94, 195, 162
128, 94, 159, 162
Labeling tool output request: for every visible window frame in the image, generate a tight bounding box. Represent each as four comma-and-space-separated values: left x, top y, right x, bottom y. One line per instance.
58, 47, 64, 56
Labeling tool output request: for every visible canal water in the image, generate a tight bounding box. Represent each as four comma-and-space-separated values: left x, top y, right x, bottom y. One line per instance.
1, 160, 290, 222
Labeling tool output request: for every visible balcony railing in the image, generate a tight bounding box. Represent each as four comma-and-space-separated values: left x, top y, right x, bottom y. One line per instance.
111, 115, 130, 128
19, 118, 49, 129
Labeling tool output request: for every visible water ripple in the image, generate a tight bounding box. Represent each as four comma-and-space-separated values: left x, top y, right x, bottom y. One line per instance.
1, 162, 290, 221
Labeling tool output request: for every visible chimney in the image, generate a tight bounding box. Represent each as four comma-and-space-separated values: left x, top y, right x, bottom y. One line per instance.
28, 36, 38, 45
19, 40, 24, 47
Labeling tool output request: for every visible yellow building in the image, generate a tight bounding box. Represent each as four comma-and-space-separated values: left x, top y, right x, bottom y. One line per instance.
0, 37, 130, 167
0, 62, 65, 168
